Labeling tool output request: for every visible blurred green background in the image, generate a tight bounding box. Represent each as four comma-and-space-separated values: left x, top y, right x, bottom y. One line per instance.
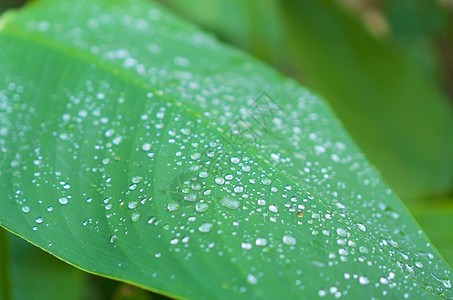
1, 0, 453, 299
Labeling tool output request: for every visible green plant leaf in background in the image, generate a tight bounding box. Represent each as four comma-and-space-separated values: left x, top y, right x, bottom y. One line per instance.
404, 197, 453, 267
0, 228, 86, 300
278, 0, 453, 199
0, 0, 452, 299
7, 231, 84, 300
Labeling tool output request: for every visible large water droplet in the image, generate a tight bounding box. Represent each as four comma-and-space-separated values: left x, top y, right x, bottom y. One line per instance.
220, 197, 240, 210
282, 235, 296, 246
198, 222, 213, 233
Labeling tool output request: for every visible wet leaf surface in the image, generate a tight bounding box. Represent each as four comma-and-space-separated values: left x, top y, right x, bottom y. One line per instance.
0, 0, 452, 298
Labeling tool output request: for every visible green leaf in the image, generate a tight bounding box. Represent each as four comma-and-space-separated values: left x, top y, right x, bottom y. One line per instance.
404, 197, 453, 268
0, 0, 452, 298
0, 228, 86, 300
0, 0, 27, 15
0, 229, 11, 300
279, 0, 453, 198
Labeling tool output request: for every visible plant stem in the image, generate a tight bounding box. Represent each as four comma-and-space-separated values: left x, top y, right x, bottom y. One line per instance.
0, 228, 11, 300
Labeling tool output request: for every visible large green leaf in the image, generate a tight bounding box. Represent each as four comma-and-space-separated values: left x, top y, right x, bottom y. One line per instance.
0, 0, 452, 299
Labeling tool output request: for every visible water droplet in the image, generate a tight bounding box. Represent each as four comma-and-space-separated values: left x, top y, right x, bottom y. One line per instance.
357, 223, 366, 232
167, 202, 180, 212
128, 201, 139, 209
142, 143, 152, 151
59, 197, 68, 205
241, 242, 252, 250
359, 246, 369, 254
336, 228, 347, 237
131, 176, 143, 183
110, 235, 117, 243
247, 274, 258, 285
231, 157, 240, 164
233, 186, 244, 193
358, 276, 370, 285
35, 217, 43, 224
257, 199, 266, 206
220, 197, 240, 210
282, 235, 296, 246
195, 202, 209, 212
255, 238, 267, 246
131, 212, 141, 222
269, 205, 278, 213
21, 206, 30, 213
198, 222, 213, 233
215, 177, 225, 185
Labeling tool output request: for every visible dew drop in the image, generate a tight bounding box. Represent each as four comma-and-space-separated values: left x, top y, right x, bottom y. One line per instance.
241, 242, 252, 250
59, 197, 68, 205
247, 274, 258, 285
131, 212, 141, 222
269, 205, 278, 213
282, 235, 296, 246
231, 157, 240, 164
167, 202, 180, 212
142, 143, 152, 151
358, 276, 370, 285
255, 238, 267, 246
198, 222, 214, 233
220, 197, 240, 210
128, 201, 139, 209
357, 223, 366, 232
336, 228, 347, 237
131, 176, 143, 184
257, 199, 266, 206
215, 177, 225, 185
195, 202, 209, 213
110, 235, 117, 243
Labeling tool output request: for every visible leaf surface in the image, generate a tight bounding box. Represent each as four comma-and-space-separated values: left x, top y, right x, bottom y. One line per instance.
0, 0, 452, 299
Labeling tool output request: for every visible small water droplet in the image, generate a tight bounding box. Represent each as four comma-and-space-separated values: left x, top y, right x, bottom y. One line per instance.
167, 202, 180, 212
142, 143, 152, 151
220, 197, 240, 210
131, 212, 141, 222
269, 205, 278, 213
247, 274, 258, 285
59, 197, 68, 205
336, 228, 347, 237
131, 176, 143, 183
110, 235, 117, 243
128, 201, 139, 209
241, 242, 252, 250
198, 222, 213, 233
195, 202, 209, 212
255, 238, 267, 246
357, 223, 366, 232
282, 235, 296, 246
358, 276, 370, 285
